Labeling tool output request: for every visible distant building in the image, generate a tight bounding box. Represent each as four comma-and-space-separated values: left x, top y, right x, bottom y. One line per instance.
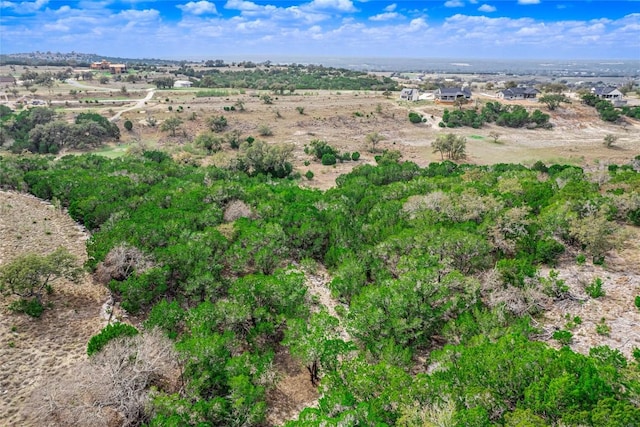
497, 87, 539, 100
0, 75, 16, 85
399, 88, 419, 101
591, 86, 623, 101
90, 59, 127, 74
434, 87, 472, 102
174, 80, 193, 88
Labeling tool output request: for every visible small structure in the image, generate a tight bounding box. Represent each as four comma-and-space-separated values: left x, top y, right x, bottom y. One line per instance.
0, 75, 16, 85
399, 88, 420, 101
90, 60, 127, 74
434, 87, 472, 102
174, 80, 193, 88
591, 86, 623, 101
497, 87, 539, 100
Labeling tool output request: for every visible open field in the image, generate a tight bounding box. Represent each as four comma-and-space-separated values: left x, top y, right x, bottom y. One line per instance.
2, 65, 638, 191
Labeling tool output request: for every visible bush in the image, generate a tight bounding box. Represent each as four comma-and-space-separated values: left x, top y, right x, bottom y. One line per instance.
351, 152, 360, 161
634, 295, 640, 310
408, 112, 423, 123
124, 120, 133, 131
87, 322, 139, 356
552, 329, 573, 345
258, 124, 273, 136
305, 170, 314, 180
321, 153, 337, 165
9, 298, 45, 318
585, 277, 605, 298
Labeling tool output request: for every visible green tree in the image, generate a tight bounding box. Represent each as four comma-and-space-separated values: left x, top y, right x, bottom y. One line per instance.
284, 309, 354, 385
432, 133, 466, 161
538, 94, 572, 111
160, 116, 183, 137
0, 247, 82, 307
365, 131, 386, 152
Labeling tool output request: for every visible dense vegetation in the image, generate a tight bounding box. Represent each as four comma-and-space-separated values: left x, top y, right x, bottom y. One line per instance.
0, 107, 120, 154
440, 101, 550, 129
175, 65, 399, 92
1, 152, 640, 426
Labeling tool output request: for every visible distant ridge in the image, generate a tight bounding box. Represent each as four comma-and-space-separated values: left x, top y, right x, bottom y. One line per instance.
0, 51, 181, 66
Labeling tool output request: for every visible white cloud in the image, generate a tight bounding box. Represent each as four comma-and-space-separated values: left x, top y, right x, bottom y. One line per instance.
478, 4, 496, 12
1, 0, 48, 13
370, 12, 399, 21
518, 0, 540, 5
384, 3, 396, 12
118, 9, 160, 21
444, 0, 464, 7
307, 0, 356, 12
178, 1, 218, 15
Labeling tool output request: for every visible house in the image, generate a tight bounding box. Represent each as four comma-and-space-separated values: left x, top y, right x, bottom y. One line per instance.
173, 80, 193, 88
90, 60, 127, 74
0, 75, 16, 85
591, 86, 623, 101
90, 59, 111, 70
434, 87, 472, 102
497, 87, 539, 100
399, 88, 419, 101
108, 64, 127, 74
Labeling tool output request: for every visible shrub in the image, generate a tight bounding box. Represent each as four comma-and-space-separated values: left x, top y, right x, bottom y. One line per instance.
9, 298, 44, 318
305, 170, 314, 180
576, 254, 586, 265
321, 153, 337, 166
87, 322, 139, 356
585, 277, 605, 298
258, 124, 273, 136
634, 295, 640, 310
296, 106, 305, 114
351, 152, 360, 161
596, 318, 610, 336
408, 112, 423, 123
552, 330, 573, 345
124, 120, 133, 131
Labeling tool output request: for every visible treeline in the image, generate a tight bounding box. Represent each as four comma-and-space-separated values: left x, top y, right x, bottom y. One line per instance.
441, 101, 550, 129
173, 66, 399, 92
0, 108, 119, 154
1, 153, 640, 426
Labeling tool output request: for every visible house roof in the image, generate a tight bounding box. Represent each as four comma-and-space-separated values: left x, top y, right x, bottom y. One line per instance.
436, 87, 471, 96
499, 87, 539, 96
400, 88, 418, 95
592, 86, 619, 96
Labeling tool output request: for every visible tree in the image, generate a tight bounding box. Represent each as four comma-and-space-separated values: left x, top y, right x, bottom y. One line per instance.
284, 309, 354, 386
194, 131, 222, 153
432, 133, 466, 161
0, 247, 82, 308
366, 131, 386, 152
160, 117, 183, 137
538, 94, 572, 111
488, 131, 501, 143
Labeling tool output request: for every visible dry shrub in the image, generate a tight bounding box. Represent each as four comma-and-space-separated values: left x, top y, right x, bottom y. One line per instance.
481, 268, 551, 317
24, 328, 180, 427
223, 199, 253, 222
94, 244, 153, 285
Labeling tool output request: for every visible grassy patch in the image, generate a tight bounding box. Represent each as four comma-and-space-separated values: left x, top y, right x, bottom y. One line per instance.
196, 89, 244, 98
469, 135, 484, 140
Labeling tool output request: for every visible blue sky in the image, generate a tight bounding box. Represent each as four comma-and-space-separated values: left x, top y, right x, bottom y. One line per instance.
1, 1, 639, 60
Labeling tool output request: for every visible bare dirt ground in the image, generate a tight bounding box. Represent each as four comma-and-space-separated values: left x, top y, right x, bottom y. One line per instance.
0, 191, 107, 426
537, 228, 640, 359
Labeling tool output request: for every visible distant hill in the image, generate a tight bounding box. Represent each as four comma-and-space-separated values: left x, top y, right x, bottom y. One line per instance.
0, 51, 180, 67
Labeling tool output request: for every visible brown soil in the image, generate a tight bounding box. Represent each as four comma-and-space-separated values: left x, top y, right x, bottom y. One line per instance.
0, 191, 107, 426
